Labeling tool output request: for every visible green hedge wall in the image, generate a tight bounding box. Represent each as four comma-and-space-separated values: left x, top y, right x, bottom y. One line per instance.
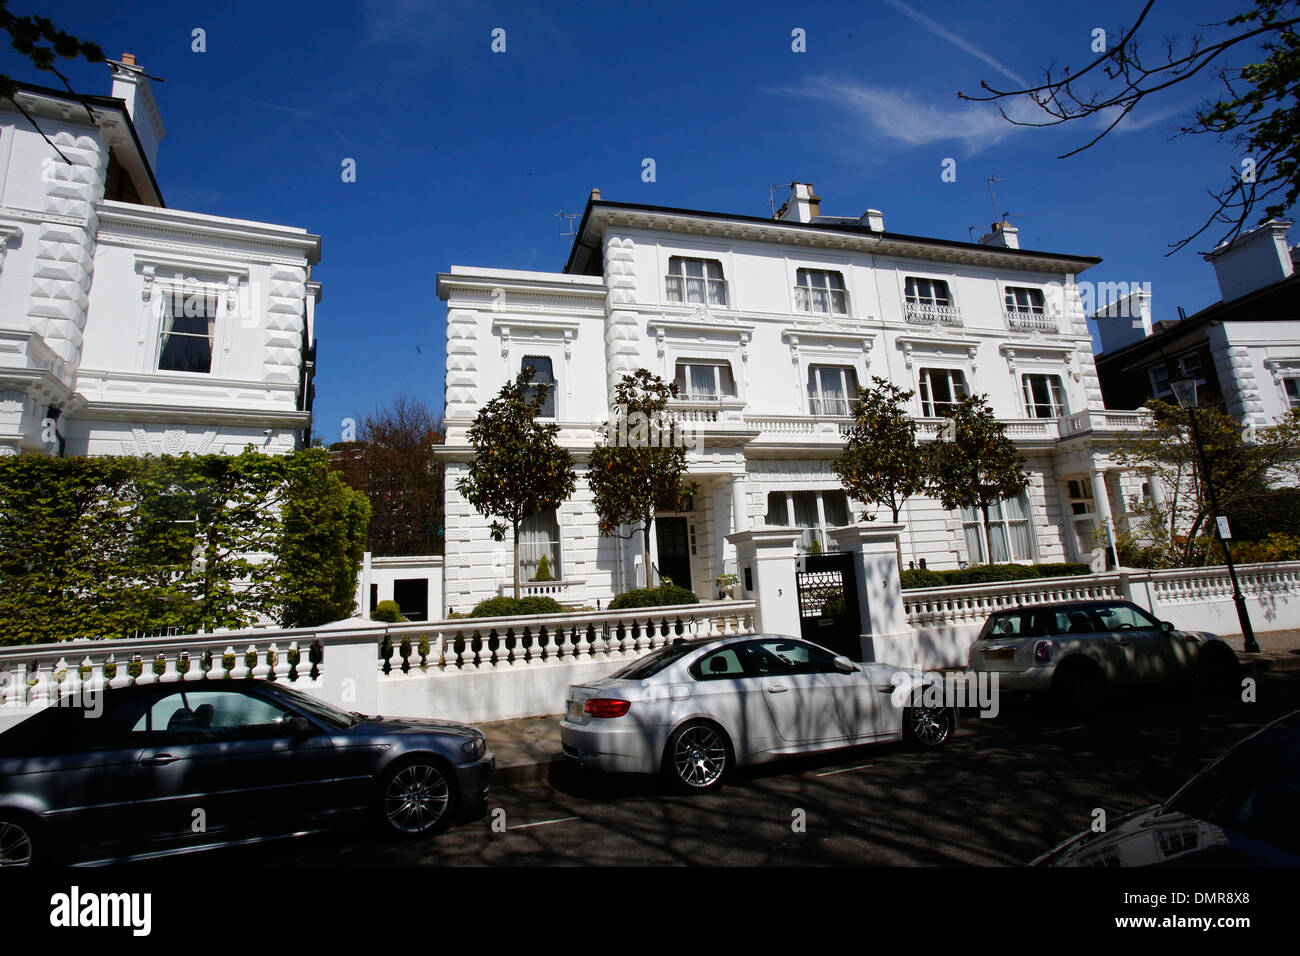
608, 583, 699, 610
0, 448, 370, 645
900, 562, 1092, 590
469, 595, 565, 618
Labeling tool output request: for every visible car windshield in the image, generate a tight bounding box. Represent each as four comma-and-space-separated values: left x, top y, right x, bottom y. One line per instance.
607, 641, 707, 680
1168, 714, 1300, 854
268, 683, 356, 729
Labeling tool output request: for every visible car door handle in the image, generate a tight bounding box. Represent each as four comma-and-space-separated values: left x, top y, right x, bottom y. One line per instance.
143, 754, 178, 766
766, 685, 790, 694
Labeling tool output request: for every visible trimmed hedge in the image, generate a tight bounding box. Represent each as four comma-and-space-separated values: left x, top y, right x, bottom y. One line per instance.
1227, 488, 1300, 542
371, 600, 406, 623
900, 562, 1091, 590
469, 595, 565, 618
608, 583, 699, 610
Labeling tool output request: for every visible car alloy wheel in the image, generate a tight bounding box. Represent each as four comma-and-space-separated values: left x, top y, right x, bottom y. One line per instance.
671, 724, 729, 790
906, 706, 953, 747
0, 818, 35, 866
383, 761, 451, 834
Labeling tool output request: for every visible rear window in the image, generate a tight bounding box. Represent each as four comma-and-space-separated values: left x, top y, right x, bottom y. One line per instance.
607, 641, 705, 680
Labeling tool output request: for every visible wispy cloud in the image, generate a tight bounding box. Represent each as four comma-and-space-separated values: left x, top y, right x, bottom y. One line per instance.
881, 0, 1028, 88
771, 75, 1192, 154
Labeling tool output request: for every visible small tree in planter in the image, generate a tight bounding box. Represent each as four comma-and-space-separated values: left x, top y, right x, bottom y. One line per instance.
928, 394, 1030, 563
457, 367, 576, 599
832, 377, 931, 523
532, 554, 555, 582
588, 370, 697, 588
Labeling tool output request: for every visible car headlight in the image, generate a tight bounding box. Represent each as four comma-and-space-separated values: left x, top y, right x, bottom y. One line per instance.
461, 735, 486, 759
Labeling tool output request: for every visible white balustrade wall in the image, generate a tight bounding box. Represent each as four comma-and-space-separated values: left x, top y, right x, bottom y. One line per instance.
886, 561, 1300, 670
0, 601, 758, 730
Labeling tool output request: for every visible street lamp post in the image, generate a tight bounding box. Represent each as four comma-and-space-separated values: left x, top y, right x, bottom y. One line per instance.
1171, 378, 1261, 654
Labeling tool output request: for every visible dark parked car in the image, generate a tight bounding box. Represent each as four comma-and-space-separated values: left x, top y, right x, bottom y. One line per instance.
1033, 709, 1300, 865
0, 680, 493, 865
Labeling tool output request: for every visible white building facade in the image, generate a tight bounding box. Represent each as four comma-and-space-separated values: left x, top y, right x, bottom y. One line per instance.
438, 185, 1145, 612
0, 56, 320, 460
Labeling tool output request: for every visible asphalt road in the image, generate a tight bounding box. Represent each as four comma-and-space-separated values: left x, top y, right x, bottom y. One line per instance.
172, 671, 1300, 867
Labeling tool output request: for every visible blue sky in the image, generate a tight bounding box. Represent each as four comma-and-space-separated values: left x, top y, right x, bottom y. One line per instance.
2, 0, 1287, 441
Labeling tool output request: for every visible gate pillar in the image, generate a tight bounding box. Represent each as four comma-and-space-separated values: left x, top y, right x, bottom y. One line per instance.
726, 528, 802, 637
828, 523, 911, 664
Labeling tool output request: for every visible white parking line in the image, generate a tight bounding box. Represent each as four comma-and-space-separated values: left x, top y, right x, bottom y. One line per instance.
1044, 725, 1085, 735
506, 816, 581, 831
815, 763, 873, 777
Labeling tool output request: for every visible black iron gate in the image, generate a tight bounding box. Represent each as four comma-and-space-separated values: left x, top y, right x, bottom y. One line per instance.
795, 551, 862, 661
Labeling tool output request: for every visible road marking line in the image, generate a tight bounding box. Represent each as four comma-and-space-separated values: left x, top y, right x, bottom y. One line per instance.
816, 763, 873, 776
506, 816, 580, 831
1044, 725, 1085, 735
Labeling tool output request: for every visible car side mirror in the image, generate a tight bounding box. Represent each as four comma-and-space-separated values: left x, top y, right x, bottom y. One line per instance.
833, 655, 856, 674
288, 716, 314, 736
1161, 621, 1174, 632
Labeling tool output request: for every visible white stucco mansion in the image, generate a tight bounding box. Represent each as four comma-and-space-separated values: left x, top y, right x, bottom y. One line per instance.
437, 183, 1151, 611
0, 55, 321, 459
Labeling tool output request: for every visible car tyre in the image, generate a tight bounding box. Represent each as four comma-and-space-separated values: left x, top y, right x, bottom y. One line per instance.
1198, 643, 1243, 700
0, 812, 46, 867
1052, 659, 1106, 717
373, 756, 458, 838
902, 705, 955, 748
663, 720, 732, 793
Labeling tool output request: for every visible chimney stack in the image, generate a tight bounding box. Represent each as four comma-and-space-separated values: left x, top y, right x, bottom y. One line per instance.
108, 53, 166, 174
978, 221, 1019, 250
1204, 220, 1294, 302
589, 188, 601, 202
858, 208, 884, 232
775, 182, 820, 223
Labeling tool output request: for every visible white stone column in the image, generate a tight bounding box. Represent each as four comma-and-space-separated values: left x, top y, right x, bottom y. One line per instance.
730, 474, 749, 533
828, 523, 910, 665
726, 528, 801, 637
1091, 468, 1119, 569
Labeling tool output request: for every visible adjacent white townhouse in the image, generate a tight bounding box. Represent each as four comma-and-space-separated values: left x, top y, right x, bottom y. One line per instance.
0, 55, 321, 459
437, 183, 1151, 611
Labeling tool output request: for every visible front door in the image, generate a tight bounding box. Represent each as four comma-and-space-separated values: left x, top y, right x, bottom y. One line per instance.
655, 516, 691, 590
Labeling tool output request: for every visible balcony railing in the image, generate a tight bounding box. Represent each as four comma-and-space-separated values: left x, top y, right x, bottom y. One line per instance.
1005, 308, 1058, 333
904, 301, 964, 327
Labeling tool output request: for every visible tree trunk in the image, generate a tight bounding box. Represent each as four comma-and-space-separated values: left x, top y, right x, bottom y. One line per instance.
512, 518, 521, 599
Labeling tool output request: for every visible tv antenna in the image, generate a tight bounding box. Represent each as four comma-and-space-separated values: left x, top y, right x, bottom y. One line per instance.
769, 182, 796, 219
555, 209, 580, 239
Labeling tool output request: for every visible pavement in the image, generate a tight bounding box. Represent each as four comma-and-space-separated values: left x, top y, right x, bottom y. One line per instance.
481, 627, 1300, 787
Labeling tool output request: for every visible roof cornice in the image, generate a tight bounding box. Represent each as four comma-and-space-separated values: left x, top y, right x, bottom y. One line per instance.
570, 201, 1102, 275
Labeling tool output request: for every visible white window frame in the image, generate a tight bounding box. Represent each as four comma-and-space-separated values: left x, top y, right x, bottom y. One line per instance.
904, 276, 953, 307
665, 255, 728, 308
1004, 286, 1047, 314
764, 489, 852, 554
674, 358, 737, 402
806, 364, 859, 416
519, 507, 562, 582
958, 491, 1036, 564
918, 367, 968, 417
793, 268, 848, 316
1148, 364, 1173, 399
1021, 372, 1066, 419
153, 277, 226, 376
520, 354, 558, 419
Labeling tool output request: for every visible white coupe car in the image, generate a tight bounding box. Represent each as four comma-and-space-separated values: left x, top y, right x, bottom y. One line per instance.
560, 634, 955, 791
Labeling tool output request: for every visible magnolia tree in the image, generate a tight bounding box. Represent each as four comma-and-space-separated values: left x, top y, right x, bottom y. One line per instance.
588, 369, 698, 588
928, 394, 1030, 563
832, 377, 930, 523
1114, 399, 1300, 566
456, 367, 576, 598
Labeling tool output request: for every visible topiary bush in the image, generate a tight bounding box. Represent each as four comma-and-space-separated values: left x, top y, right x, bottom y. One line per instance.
532, 554, 555, 582
608, 583, 699, 610
900, 568, 944, 589
371, 600, 406, 623
469, 595, 565, 618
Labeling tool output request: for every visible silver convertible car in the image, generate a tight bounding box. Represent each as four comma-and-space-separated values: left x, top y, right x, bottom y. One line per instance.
560, 634, 956, 791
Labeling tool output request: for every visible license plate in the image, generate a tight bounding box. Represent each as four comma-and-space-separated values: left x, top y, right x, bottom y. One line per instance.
984, 647, 1015, 661
566, 700, 584, 722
